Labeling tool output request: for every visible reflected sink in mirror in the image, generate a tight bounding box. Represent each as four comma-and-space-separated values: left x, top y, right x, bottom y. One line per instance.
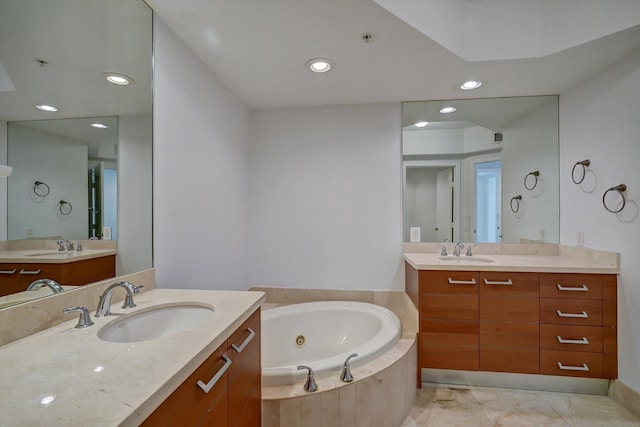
98, 304, 215, 343
438, 256, 495, 263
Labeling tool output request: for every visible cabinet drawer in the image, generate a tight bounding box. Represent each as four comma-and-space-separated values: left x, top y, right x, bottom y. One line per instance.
480, 272, 539, 299
540, 350, 603, 378
420, 321, 478, 346
420, 341, 478, 371
540, 274, 603, 299
540, 325, 603, 352
420, 270, 478, 295
480, 321, 539, 349
540, 298, 602, 326
480, 348, 539, 374
421, 295, 478, 321
480, 297, 539, 322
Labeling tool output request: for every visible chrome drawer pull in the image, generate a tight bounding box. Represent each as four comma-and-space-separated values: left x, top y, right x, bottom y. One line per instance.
557, 362, 589, 371
556, 310, 589, 318
483, 278, 513, 285
231, 327, 256, 354
197, 354, 232, 394
0, 269, 17, 274
19, 269, 42, 275
557, 336, 589, 345
556, 284, 589, 292
447, 278, 476, 285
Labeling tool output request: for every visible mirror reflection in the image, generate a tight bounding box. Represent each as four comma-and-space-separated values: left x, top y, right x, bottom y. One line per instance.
402, 96, 559, 244
8, 117, 118, 240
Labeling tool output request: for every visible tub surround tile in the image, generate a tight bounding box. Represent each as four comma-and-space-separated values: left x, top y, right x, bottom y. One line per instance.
300, 394, 322, 427
338, 383, 358, 427
280, 399, 302, 427
320, 387, 341, 427
0, 269, 155, 345
262, 400, 280, 427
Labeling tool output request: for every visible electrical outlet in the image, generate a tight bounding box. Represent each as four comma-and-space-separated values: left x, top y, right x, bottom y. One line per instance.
576, 230, 584, 246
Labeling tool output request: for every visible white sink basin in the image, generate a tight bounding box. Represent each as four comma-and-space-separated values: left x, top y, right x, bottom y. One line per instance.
98, 304, 215, 343
439, 256, 495, 263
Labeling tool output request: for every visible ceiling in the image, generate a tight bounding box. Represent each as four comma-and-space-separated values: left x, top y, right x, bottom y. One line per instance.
146, 0, 640, 109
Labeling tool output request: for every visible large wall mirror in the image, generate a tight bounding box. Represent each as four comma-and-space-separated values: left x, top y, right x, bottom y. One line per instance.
0, 0, 153, 304
402, 96, 559, 244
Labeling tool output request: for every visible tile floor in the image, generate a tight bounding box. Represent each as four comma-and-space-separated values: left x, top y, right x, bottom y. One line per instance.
402, 384, 640, 426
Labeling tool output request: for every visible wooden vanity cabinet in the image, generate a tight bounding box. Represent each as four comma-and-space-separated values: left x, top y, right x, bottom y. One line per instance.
0, 256, 116, 297
142, 309, 261, 427
408, 264, 618, 381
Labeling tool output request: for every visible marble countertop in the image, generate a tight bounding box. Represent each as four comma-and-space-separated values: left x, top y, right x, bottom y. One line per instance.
0, 288, 265, 426
0, 249, 117, 264
403, 252, 619, 273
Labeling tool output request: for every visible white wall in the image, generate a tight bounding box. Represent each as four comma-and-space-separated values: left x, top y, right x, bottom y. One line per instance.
404, 168, 438, 241
249, 104, 403, 290
560, 47, 640, 393
0, 120, 7, 240
117, 114, 153, 276
7, 125, 87, 240
153, 17, 251, 290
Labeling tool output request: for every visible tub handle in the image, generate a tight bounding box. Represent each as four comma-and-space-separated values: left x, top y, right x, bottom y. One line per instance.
340, 353, 358, 382
197, 354, 232, 394
231, 327, 256, 354
297, 365, 318, 392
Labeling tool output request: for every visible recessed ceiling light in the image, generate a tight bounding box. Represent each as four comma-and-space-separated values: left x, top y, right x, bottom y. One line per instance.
414, 121, 429, 128
440, 106, 457, 114
306, 58, 334, 73
36, 104, 58, 112
460, 80, 482, 90
90, 123, 108, 129
104, 72, 134, 86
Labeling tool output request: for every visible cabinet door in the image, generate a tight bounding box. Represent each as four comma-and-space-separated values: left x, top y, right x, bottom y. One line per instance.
0, 264, 21, 297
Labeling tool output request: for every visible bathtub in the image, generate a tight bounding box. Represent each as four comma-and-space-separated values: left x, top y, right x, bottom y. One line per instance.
262, 300, 401, 387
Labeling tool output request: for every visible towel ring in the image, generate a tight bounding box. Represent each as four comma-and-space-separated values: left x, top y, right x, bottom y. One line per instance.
571, 160, 590, 185
602, 184, 626, 213
33, 181, 50, 197
524, 171, 540, 190
59, 200, 73, 215
510, 195, 522, 213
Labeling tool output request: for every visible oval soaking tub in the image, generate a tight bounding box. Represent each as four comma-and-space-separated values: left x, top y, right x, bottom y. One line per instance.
262, 300, 401, 386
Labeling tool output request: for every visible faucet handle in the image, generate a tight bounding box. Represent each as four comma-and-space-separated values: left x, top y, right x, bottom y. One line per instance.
76, 242, 83, 252
340, 353, 358, 382
63, 306, 94, 328
441, 245, 448, 256
296, 365, 318, 392
466, 246, 473, 256
57, 240, 65, 251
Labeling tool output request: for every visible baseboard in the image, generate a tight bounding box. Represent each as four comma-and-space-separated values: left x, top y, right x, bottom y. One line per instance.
609, 379, 640, 418
422, 368, 610, 395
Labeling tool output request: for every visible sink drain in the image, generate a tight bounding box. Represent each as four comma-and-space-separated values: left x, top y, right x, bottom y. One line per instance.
295, 335, 306, 347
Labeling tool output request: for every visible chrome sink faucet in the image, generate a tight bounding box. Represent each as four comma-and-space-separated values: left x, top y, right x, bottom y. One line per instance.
95, 281, 143, 317
453, 242, 465, 256
57, 239, 74, 251
27, 278, 65, 293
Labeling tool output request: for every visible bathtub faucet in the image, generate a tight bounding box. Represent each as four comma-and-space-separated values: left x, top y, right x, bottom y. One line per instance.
340, 353, 358, 382
296, 365, 318, 392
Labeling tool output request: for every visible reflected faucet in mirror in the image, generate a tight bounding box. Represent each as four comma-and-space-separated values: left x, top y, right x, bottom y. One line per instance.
26, 279, 65, 294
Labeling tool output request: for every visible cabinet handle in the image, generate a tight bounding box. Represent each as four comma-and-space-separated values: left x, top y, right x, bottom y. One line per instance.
0, 269, 17, 274
556, 284, 589, 292
447, 278, 476, 285
483, 278, 513, 285
557, 362, 589, 372
556, 310, 589, 318
557, 336, 589, 345
197, 354, 232, 394
231, 327, 256, 354
19, 269, 42, 275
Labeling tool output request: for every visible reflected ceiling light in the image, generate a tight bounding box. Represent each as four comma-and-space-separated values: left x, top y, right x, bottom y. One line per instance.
414, 121, 429, 128
90, 123, 108, 129
36, 104, 58, 112
460, 80, 482, 90
104, 72, 134, 86
439, 106, 457, 114
306, 58, 334, 73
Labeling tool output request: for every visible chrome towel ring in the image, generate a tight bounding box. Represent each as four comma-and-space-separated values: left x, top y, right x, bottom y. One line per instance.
59, 200, 73, 215
33, 180, 50, 197
510, 195, 522, 213
524, 171, 540, 190
571, 160, 590, 185
602, 184, 626, 213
